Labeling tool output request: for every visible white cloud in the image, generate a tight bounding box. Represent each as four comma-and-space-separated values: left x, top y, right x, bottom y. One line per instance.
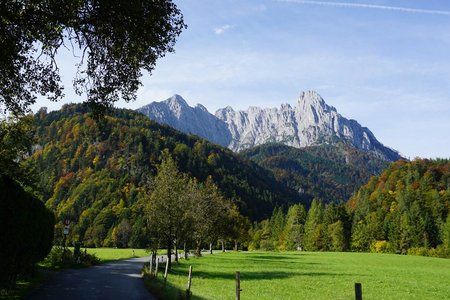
214, 24, 233, 35
275, 0, 450, 16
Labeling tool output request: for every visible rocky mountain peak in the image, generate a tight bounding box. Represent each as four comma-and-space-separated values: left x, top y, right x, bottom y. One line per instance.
137, 95, 232, 147
298, 90, 337, 113
195, 104, 209, 112
137, 91, 402, 161
165, 94, 188, 116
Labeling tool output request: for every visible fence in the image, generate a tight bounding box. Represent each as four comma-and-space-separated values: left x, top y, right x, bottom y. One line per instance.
146, 256, 365, 300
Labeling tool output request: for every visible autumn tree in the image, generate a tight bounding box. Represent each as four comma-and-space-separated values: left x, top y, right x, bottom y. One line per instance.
1, 0, 186, 115
145, 153, 188, 270
112, 219, 131, 248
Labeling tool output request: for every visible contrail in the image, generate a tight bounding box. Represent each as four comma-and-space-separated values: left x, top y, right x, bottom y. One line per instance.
276, 0, 450, 16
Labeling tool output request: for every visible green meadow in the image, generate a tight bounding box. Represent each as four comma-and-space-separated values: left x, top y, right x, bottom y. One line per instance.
147, 251, 450, 300
83, 247, 149, 262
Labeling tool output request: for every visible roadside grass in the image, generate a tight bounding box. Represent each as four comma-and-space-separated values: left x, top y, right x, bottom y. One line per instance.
143, 251, 450, 300
37, 247, 151, 269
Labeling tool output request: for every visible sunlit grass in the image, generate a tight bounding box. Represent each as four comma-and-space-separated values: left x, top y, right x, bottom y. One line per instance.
83, 247, 149, 262
146, 251, 450, 300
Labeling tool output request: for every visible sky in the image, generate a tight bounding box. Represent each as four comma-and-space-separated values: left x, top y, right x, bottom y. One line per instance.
32, 0, 450, 159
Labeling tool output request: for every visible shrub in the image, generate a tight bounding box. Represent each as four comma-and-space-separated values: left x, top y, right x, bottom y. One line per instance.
371, 240, 390, 253
427, 245, 449, 258
407, 247, 429, 257
0, 175, 54, 288
42, 246, 100, 269
260, 240, 275, 251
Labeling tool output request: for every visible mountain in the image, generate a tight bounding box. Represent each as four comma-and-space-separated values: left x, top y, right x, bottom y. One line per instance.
137, 94, 232, 147
137, 91, 401, 161
29, 104, 303, 248
241, 142, 391, 203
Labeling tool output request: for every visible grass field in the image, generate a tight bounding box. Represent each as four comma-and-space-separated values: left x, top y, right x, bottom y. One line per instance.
147, 251, 450, 300
83, 247, 149, 262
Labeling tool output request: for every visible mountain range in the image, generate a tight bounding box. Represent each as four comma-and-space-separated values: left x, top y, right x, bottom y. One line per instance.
137, 91, 401, 162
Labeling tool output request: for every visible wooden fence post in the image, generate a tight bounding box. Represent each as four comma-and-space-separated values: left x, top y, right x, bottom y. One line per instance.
236, 271, 241, 300
164, 256, 169, 281
186, 265, 193, 299
355, 283, 362, 300
155, 258, 159, 277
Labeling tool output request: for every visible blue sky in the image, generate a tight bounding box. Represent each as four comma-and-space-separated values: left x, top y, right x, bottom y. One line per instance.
33, 0, 450, 159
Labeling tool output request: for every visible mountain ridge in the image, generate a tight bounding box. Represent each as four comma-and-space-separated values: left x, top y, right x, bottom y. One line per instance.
137, 91, 402, 161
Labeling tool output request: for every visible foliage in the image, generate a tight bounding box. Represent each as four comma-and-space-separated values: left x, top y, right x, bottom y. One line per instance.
241, 143, 391, 204
348, 158, 450, 256
40, 247, 100, 269
29, 104, 290, 250
251, 159, 449, 257
250, 201, 350, 252
143, 251, 450, 300
0, 175, 54, 288
145, 154, 190, 269
145, 155, 250, 269
0, 115, 38, 187
0, 0, 186, 115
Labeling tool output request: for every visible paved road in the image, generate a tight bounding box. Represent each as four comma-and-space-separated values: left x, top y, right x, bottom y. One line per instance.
25, 256, 155, 300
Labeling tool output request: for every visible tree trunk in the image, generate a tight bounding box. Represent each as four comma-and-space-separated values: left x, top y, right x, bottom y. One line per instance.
152, 251, 157, 266
209, 242, 213, 254
184, 242, 188, 260
196, 240, 202, 256
167, 240, 172, 270
221, 240, 225, 252
174, 240, 179, 263
234, 240, 238, 251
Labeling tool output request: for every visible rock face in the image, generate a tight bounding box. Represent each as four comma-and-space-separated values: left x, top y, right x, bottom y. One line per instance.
137, 91, 401, 161
137, 94, 232, 146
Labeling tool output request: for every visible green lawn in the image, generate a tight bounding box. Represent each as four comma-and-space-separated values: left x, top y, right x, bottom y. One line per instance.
83, 247, 149, 262
148, 251, 450, 300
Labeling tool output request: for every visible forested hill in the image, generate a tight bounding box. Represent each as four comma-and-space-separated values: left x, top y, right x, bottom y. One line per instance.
241, 143, 391, 203
30, 104, 304, 247
348, 158, 450, 254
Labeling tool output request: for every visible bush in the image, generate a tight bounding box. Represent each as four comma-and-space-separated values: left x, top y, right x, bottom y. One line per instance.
260, 240, 275, 251
408, 246, 449, 258
427, 245, 449, 258
407, 247, 429, 257
0, 175, 54, 288
371, 240, 391, 253
41, 247, 100, 269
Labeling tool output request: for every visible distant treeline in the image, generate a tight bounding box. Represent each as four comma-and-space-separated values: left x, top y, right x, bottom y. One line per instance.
241, 143, 390, 203
249, 159, 450, 258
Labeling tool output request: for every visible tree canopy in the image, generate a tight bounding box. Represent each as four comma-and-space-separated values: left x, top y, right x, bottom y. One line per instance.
26, 104, 297, 250
145, 154, 249, 269
0, 0, 186, 114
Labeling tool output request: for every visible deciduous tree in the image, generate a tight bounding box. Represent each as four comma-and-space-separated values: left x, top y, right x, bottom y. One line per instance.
145, 153, 188, 270
1, 0, 186, 114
